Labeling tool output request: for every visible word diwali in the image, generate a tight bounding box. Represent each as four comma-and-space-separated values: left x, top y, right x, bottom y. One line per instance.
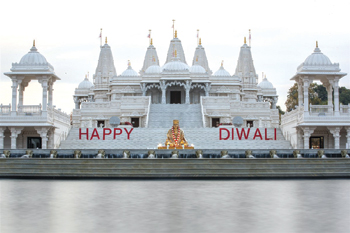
219, 128, 277, 140
79, 128, 134, 140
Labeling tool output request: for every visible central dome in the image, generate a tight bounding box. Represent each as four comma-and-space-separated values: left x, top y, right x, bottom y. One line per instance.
190, 65, 206, 74
213, 66, 231, 77
121, 65, 139, 76
162, 59, 189, 72
145, 65, 161, 74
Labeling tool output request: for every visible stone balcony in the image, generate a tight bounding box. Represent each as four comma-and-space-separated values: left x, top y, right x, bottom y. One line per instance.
0, 104, 70, 125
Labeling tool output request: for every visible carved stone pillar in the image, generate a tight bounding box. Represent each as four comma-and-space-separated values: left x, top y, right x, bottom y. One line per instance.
0, 127, 5, 149
296, 127, 303, 149
185, 80, 191, 104
297, 80, 303, 107
35, 127, 50, 149
204, 83, 211, 97
140, 83, 147, 96
301, 126, 316, 149
303, 78, 310, 114
160, 81, 166, 104
39, 78, 48, 112
11, 79, 18, 115
333, 78, 340, 116
10, 127, 23, 149
271, 96, 278, 109
328, 126, 341, 149
345, 127, 350, 149
74, 96, 80, 109
326, 82, 333, 107
48, 81, 53, 108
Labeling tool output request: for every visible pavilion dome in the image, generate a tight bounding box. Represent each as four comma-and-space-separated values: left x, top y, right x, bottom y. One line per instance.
190, 64, 206, 74
145, 65, 161, 74
258, 77, 274, 89
162, 58, 189, 72
304, 47, 332, 66
121, 65, 139, 76
213, 66, 231, 77
19, 46, 48, 65
78, 77, 93, 89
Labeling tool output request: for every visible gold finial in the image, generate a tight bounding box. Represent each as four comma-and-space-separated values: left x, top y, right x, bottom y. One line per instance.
244, 37, 246, 44
175, 50, 177, 57
105, 37, 107, 44
316, 41, 318, 48
221, 60, 223, 67
150, 38, 153, 45
175, 30, 177, 38
128, 60, 131, 66
196, 56, 198, 62
199, 38, 201, 45
33, 40, 35, 47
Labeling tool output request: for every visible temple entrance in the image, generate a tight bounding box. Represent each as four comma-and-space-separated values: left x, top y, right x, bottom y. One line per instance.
309, 136, 324, 149
170, 91, 181, 104
212, 118, 220, 127
27, 137, 42, 149
131, 118, 139, 128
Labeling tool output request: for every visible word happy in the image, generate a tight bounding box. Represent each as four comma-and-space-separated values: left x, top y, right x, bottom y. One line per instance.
79, 128, 134, 140
219, 128, 277, 140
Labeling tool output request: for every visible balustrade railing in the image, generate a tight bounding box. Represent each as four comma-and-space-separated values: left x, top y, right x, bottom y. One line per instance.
17, 104, 42, 115
340, 104, 350, 115
0, 104, 11, 114
309, 104, 333, 115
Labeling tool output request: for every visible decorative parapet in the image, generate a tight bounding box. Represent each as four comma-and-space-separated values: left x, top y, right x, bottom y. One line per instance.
0, 104, 11, 115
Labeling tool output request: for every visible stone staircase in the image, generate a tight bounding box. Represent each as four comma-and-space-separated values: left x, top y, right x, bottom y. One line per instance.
147, 104, 203, 128
59, 127, 292, 149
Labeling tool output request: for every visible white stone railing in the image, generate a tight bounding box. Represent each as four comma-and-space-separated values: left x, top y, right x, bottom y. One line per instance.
0, 104, 11, 114
340, 104, 350, 115
81, 102, 111, 109
309, 104, 333, 115
53, 108, 70, 124
17, 104, 42, 115
281, 107, 302, 125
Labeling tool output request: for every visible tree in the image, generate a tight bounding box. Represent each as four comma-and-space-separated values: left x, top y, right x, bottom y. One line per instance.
285, 83, 350, 112
339, 87, 350, 105
276, 105, 285, 124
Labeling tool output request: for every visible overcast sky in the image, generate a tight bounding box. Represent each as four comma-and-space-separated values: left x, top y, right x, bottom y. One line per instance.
1, 0, 349, 114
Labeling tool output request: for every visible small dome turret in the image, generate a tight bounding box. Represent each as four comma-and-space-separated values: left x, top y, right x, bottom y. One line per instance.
162, 58, 189, 73
258, 77, 274, 89
190, 64, 206, 74
78, 76, 93, 89
145, 65, 161, 74
121, 62, 139, 76
304, 45, 332, 66
213, 62, 231, 77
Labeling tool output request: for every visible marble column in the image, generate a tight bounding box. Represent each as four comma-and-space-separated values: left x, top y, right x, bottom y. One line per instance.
204, 83, 211, 97
333, 78, 340, 116
297, 80, 303, 107
271, 96, 278, 109
140, 83, 147, 96
11, 79, 18, 116
74, 97, 80, 109
185, 80, 191, 104
35, 127, 49, 149
303, 78, 310, 114
48, 81, 53, 108
345, 127, 350, 149
296, 128, 303, 149
327, 126, 341, 149
302, 126, 315, 149
9, 127, 23, 149
160, 81, 166, 104
0, 127, 5, 149
18, 84, 24, 107
40, 78, 48, 112
326, 83, 333, 106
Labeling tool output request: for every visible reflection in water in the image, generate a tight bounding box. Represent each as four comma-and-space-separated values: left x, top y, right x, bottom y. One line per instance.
1, 180, 349, 233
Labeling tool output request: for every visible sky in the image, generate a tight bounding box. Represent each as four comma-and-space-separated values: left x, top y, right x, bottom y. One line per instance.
1, 0, 349, 114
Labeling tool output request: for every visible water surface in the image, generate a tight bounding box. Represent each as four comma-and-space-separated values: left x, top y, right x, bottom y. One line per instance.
1, 179, 349, 233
